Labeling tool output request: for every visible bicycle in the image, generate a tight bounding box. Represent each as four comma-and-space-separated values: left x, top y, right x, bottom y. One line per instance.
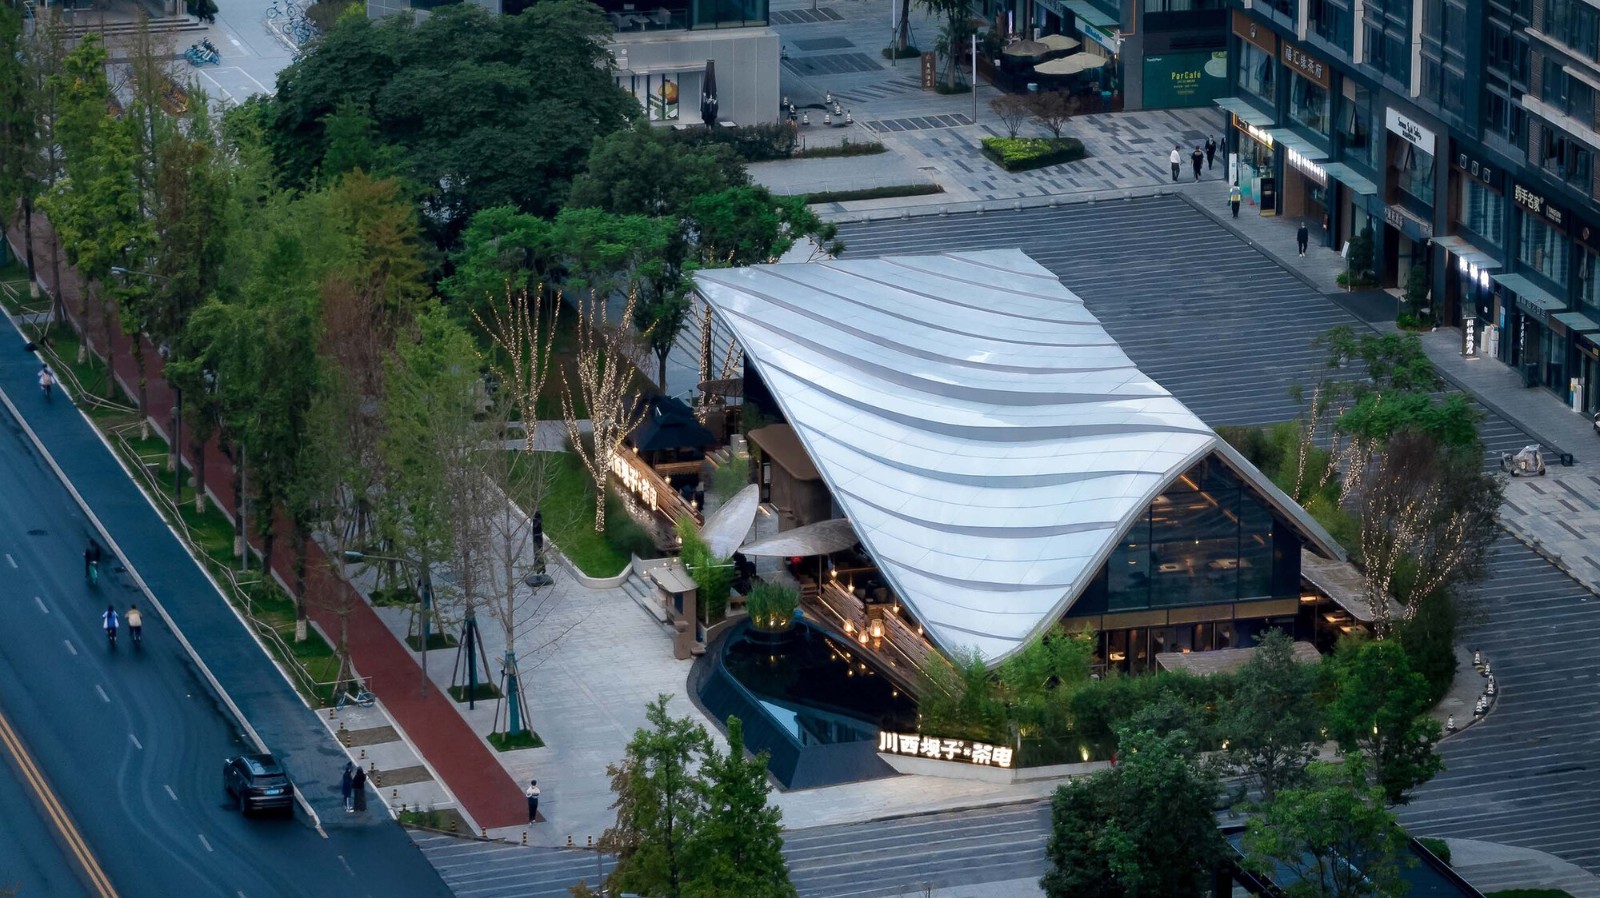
335, 683, 376, 710
106, 625, 117, 649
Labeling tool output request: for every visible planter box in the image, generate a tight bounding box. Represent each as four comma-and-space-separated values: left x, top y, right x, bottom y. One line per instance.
980, 137, 1087, 172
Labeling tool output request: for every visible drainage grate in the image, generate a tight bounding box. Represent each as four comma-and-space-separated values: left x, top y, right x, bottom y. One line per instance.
782, 52, 882, 76
863, 113, 974, 132
771, 6, 843, 24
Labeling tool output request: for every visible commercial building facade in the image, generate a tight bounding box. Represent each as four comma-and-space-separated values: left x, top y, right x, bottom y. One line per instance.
1222, 0, 1600, 417
979, 0, 1231, 111
368, 0, 778, 129
691, 250, 1351, 676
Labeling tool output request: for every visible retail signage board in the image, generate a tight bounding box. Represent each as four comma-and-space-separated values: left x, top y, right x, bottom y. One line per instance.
1386, 108, 1436, 152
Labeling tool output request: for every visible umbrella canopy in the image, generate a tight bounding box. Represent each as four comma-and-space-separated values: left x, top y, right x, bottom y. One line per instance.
631, 396, 716, 453
701, 59, 719, 127
1033, 53, 1108, 76
738, 519, 860, 557
1036, 33, 1081, 52
701, 484, 760, 557
1001, 38, 1050, 59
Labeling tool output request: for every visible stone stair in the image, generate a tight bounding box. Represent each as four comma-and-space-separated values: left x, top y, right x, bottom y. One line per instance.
621, 569, 672, 630
64, 15, 207, 40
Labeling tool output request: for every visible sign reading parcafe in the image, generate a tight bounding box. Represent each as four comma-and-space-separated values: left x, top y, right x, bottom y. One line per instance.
878, 731, 1015, 768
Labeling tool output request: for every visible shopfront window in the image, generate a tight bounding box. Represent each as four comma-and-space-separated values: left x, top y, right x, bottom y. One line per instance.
1104, 454, 1290, 612
1237, 43, 1275, 105
1393, 140, 1435, 206
1580, 245, 1600, 313
1519, 212, 1570, 286
1458, 178, 1505, 247
1338, 87, 1379, 171
1288, 71, 1331, 135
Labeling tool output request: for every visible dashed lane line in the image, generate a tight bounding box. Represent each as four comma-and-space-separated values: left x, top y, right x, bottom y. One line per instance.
94, 685, 109, 703
165, 785, 178, 801
128, 734, 141, 750
64, 640, 77, 656
35, 596, 47, 614
198, 834, 213, 853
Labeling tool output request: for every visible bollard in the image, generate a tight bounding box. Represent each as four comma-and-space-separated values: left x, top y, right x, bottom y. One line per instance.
369, 762, 376, 774
522, 832, 528, 845
566, 835, 574, 848
329, 707, 336, 719
450, 819, 458, 833
401, 803, 407, 814
359, 748, 366, 760
393, 788, 399, 800
338, 721, 346, 732
586, 836, 593, 849
481, 827, 488, 839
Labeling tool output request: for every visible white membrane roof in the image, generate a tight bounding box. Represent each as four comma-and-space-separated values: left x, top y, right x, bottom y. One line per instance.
695, 250, 1342, 665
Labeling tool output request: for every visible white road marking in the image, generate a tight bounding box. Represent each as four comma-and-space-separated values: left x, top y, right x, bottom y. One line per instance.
35, 597, 48, 614
4, 554, 15, 568
94, 685, 110, 703
198, 834, 214, 853
129, 733, 142, 750
165, 785, 178, 801
336, 855, 355, 877
64, 640, 77, 656
229, 36, 242, 46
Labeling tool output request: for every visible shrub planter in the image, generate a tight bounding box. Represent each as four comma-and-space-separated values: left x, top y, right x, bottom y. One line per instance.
980, 137, 1087, 172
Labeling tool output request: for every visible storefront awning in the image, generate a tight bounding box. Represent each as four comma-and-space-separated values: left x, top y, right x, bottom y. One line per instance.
1215, 96, 1274, 128
1492, 273, 1567, 313
1320, 162, 1378, 195
1434, 235, 1502, 270
1063, 0, 1117, 29
1266, 128, 1328, 162
1554, 311, 1600, 333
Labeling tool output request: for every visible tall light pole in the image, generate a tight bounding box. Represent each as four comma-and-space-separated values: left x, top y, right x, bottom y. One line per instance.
345, 550, 435, 696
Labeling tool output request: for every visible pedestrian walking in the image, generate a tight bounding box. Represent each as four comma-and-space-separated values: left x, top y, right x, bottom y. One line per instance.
1229, 183, 1242, 218
1170, 145, 1181, 182
351, 766, 367, 812
1191, 146, 1204, 181
1205, 136, 1217, 170
1297, 221, 1310, 256
525, 779, 541, 824
342, 761, 355, 813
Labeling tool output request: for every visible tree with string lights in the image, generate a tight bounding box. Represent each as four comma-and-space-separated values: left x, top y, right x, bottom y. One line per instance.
562, 290, 650, 533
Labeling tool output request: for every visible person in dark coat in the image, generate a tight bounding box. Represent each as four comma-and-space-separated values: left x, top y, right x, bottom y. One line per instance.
341, 761, 355, 813
1205, 136, 1217, 169
1297, 221, 1310, 256
1191, 146, 1204, 181
525, 780, 540, 824
351, 766, 368, 812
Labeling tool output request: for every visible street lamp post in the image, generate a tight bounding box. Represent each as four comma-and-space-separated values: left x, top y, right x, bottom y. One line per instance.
345, 550, 435, 696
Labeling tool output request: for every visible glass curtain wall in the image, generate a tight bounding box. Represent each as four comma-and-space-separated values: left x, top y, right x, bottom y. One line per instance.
1104, 455, 1284, 611
1289, 71, 1331, 135
1519, 213, 1570, 285
1459, 179, 1505, 246
1236, 42, 1275, 105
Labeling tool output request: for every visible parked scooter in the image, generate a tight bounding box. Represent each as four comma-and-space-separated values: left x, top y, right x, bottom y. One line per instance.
1500, 444, 1547, 477
184, 40, 220, 66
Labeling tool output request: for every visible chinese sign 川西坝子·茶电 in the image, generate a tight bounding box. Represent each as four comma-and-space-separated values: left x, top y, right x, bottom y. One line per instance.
877, 731, 1014, 768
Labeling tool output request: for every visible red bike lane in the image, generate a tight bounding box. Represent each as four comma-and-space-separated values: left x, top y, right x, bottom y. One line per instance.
14, 221, 527, 830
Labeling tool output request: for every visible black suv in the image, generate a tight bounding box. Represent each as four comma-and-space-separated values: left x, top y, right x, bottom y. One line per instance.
222, 753, 294, 816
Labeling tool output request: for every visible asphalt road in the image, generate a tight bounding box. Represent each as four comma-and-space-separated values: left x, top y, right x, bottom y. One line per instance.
0, 386, 451, 896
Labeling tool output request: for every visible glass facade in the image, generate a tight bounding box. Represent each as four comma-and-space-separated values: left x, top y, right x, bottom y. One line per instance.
1393, 140, 1436, 206
1581, 245, 1600, 313
1519, 212, 1570, 286
1236, 42, 1275, 105
1309, 0, 1354, 50
1459, 179, 1505, 247
1288, 71, 1331, 135
1102, 455, 1296, 612
1338, 85, 1380, 171
1547, 0, 1600, 60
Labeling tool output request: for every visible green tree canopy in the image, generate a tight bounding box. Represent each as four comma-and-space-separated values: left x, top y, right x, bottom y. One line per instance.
1041, 727, 1224, 898
568, 123, 748, 218
268, 1, 637, 242
1326, 637, 1443, 804
602, 695, 714, 898
1241, 761, 1411, 898
683, 717, 797, 898
1221, 630, 1324, 799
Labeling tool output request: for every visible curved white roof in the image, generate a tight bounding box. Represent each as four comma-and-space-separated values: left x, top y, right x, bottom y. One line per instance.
695, 249, 1341, 665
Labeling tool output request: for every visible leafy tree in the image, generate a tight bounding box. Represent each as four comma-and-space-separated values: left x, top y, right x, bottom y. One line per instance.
683, 717, 797, 898
1336, 391, 1481, 453
1041, 727, 1223, 898
1222, 630, 1324, 799
0, 5, 39, 281
1326, 637, 1443, 804
996, 625, 1095, 740
686, 186, 841, 266
921, 0, 975, 90
268, 1, 637, 243
918, 646, 1008, 743
569, 124, 748, 218
601, 695, 713, 898
1242, 761, 1411, 898
318, 99, 401, 182
1317, 326, 1442, 397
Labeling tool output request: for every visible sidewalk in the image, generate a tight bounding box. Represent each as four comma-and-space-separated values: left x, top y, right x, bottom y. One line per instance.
11, 219, 527, 831
1448, 838, 1600, 898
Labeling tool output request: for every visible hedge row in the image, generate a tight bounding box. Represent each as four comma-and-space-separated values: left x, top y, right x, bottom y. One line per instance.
980, 136, 1087, 172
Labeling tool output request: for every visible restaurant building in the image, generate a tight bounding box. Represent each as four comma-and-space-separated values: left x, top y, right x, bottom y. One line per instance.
367, 0, 778, 128
690, 250, 1353, 675
1221, 0, 1600, 418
